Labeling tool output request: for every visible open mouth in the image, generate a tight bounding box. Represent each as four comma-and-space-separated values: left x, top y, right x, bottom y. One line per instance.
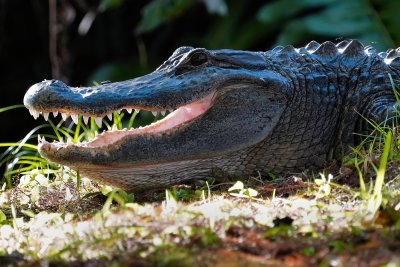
28, 92, 215, 149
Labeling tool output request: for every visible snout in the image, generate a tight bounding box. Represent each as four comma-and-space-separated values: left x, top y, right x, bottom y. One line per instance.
24, 80, 70, 111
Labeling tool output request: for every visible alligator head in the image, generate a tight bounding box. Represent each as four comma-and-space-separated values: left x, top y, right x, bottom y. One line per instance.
24, 46, 291, 190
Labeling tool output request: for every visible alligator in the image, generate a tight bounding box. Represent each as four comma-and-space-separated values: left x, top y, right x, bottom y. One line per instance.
23, 40, 400, 191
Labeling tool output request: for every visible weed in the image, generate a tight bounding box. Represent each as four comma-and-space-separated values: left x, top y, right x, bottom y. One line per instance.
228, 180, 259, 200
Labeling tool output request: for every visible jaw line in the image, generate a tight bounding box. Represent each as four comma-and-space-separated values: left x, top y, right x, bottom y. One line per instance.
38, 91, 216, 151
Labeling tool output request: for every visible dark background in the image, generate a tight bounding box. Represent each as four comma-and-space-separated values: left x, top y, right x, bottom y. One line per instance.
1, 0, 400, 144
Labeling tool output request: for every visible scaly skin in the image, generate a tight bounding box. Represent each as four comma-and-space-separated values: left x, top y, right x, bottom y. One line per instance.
23, 40, 400, 190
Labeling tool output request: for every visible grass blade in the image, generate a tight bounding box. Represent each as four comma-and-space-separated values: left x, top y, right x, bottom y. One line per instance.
0, 104, 24, 113
367, 129, 392, 216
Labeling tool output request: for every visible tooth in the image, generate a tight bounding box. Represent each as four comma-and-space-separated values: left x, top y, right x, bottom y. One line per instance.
53, 111, 59, 117
61, 113, 69, 121
136, 109, 141, 114
116, 110, 121, 115
151, 111, 157, 117
67, 138, 73, 145
95, 117, 103, 128
83, 116, 89, 124
38, 135, 47, 143
161, 110, 166, 116
29, 109, 40, 119
126, 109, 132, 114
107, 113, 113, 121
43, 112, 49, 121
112, 125, 118, 131
71, 114, 79, 124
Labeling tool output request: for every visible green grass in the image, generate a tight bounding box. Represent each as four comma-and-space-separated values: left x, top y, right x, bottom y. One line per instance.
1, 89, 400, 265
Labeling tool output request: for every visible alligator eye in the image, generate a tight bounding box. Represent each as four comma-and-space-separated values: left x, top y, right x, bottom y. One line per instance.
189, 52, 208, 66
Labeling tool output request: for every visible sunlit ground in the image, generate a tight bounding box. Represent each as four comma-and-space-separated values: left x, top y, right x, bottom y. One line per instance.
0, 168, 399, 266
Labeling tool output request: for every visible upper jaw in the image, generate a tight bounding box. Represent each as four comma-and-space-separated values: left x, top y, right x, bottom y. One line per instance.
23, 66, 220, 124
22, 74, 170, 116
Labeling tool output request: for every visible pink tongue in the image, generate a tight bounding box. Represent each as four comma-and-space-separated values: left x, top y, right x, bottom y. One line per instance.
142, 94, 212, 133
82, 93, 214, 148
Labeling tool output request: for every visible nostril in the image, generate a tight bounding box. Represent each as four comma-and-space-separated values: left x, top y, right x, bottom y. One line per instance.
47, 79, 63, 86
41, 79, 70, 93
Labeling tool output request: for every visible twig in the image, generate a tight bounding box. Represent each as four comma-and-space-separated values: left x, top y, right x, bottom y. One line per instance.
49, 0, 60, 79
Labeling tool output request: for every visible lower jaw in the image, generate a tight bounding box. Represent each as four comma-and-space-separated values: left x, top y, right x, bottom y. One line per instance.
78, 159, 214, 191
